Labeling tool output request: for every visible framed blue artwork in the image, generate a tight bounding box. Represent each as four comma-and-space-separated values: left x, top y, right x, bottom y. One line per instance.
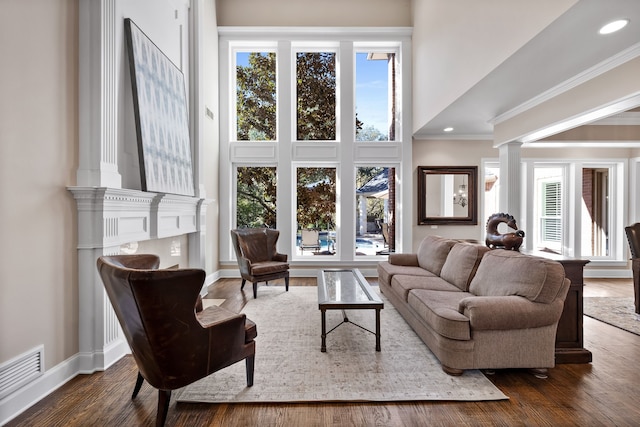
124, 18, 195, 196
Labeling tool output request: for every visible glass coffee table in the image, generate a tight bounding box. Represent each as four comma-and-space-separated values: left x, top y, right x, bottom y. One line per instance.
317, 269, 384, 352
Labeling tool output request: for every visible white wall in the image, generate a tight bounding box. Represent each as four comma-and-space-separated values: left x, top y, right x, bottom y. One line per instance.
411, 0, 577, 133
217, 0, 411, 27
412, 139, 496, 248
0, 0, 79, 372
0, 0, 218, 423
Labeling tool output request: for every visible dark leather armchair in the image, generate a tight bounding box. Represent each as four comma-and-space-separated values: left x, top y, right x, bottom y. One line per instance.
230, 228, 290, 299
96, 255, 257, 427
624, 223, 640, 313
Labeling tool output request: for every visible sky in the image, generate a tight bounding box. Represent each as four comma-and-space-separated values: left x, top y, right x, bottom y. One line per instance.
355, 52, 389, 135
236, 51, 390, 136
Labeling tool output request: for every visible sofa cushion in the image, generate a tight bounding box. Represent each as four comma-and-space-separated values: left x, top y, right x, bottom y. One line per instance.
407, 289, 471, 340
416, 236, 456, 275
388, 253, 419, 266
440, 243, 490, 291
469, 250, 566, 303
377, 261, 435, 288
391, 274, 460, 301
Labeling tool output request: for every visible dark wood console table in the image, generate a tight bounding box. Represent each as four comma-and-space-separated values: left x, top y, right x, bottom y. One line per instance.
522, 250, 592, 364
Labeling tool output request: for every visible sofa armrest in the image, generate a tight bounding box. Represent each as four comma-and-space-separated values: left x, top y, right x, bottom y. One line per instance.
458, 296, 563, 330
388, 253, 419, 266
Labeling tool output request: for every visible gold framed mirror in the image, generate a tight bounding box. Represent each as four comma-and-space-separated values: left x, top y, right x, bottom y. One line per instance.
417, 166, 478, 225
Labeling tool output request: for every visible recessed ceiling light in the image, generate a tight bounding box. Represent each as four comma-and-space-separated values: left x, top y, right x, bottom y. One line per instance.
599, 19, 629, 35
443, 127, 454, 132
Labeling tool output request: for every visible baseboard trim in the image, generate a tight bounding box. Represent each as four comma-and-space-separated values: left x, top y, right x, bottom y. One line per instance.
203, 270, 221, 296
0, 341, 130, 425
0, 354, 80, 425
584, 269, 632, 279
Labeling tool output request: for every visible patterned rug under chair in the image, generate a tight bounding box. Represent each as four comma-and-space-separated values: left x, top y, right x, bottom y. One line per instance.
176, 286, 508, 403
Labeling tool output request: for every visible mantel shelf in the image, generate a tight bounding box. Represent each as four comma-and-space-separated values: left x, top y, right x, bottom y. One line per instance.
68, 186, 207, 248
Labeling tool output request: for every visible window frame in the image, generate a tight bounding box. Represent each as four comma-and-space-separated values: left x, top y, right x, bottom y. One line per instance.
483, 158, 627, 264
292, 44, 340, 143
231, 43, 278, 143
219, 28, 412, 265
537, 176, 563, 251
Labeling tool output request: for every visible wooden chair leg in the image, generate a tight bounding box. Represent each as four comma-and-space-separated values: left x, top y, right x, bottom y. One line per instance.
285, 275, 289, 292
253, 282, 258, 299
246, 355, 255, 386
156, 389, 171, 427
240, 278, 246, 290
132, 371, 144, 399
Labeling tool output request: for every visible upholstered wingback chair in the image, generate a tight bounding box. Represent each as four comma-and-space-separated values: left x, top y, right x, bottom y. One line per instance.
624, 223, 640, 313
230, 228, 290, 298
96, 255, 257, 427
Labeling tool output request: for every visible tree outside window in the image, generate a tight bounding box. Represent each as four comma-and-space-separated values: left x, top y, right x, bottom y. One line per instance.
296, 52, 336, 141
236, 52, 276, 141
236, 166, 277, 228
297, 167, 336, 230
231, 40, 404, 258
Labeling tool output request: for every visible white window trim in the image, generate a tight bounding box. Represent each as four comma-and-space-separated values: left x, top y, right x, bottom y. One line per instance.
483, 157, 628, 266
218, 27, 412, 266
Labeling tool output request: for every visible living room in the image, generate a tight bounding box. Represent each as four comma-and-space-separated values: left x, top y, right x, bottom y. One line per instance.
2, 0, 640, 425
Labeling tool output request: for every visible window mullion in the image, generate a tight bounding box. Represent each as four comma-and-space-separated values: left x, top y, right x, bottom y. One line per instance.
338, 41, 355, 260
277, 40, 294, 255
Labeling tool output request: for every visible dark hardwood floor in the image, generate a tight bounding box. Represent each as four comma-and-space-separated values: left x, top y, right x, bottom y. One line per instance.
7, 278, 640, 426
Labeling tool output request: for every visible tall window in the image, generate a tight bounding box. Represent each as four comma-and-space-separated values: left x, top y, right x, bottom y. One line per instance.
296, 167, 336, 256
236, 51, 277, 141
483, 164, 500, 223
220, 30, 409, 262
533, 167, 564, 252
539, 180, 562, 248
296, 52, 336, 141
236, 166, 277, 228
581, 167, 611, 257
356, 166, 395, 255
355, 52, 396, 141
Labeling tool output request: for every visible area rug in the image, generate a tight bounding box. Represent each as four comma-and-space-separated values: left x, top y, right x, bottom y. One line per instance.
584, 297, 640, 336
176, 286, 508, 403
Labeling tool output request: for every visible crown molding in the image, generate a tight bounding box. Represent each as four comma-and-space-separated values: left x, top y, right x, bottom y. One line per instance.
524, 140, 640, 148
218, 26, 413, 39
491, 42, 640, 125
412, 133, 493, 141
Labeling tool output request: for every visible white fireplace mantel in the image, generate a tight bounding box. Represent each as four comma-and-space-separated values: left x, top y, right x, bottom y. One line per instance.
71, 0, 206, 373
68, 187, 205, 248
68, 186, 208, 373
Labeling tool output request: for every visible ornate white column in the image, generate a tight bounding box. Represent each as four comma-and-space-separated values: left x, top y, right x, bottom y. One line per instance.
71, 0, 205, 372
498, 141, 523, 221
77, 0, 121, 188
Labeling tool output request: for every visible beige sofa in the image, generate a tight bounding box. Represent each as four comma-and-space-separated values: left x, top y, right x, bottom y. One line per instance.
378, 235, 570, 376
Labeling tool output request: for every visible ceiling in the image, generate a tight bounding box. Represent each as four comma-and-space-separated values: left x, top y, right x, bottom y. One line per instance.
413, 0, 640, 142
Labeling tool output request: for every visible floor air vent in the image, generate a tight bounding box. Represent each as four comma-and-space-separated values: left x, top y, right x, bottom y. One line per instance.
0, 345, 44, 400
